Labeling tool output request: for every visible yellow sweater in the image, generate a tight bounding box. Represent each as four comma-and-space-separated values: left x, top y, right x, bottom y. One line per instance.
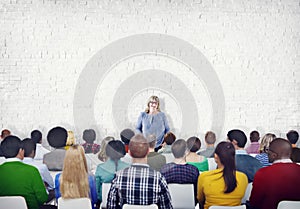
197, 168, 248, 209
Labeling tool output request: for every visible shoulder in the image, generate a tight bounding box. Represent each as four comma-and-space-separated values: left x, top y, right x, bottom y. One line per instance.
236, 171, 248, 180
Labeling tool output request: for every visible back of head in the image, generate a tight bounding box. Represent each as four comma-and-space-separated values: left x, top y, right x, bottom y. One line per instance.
22, 138, 36, 157
164, 132, 176, 145
120, 128, 135, 145
205, 131, 216, 145
1, 129, 11, 139
106, 140, 126, 160
83, 129, 96, 143
30, 130, 42, 144
269, 138, 292, 161
215, 141, 236, 193
1, 135, 22, 158
227, 129, 247, 148
147, 134, 157, 149
259, 133, 276, 153
47, 126, 68, 148
291, 147, 300, 163
171, 139, 187, 158
129, 134, 149, 158
66, 131, 75, 146
98, 136, 115, 161
286, 130, 299, 145
187, 136, 201, 153
61, 145, 89, 198
250, 131, 260, 142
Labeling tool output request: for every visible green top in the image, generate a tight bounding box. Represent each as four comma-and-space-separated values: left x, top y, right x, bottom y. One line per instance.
187, 157, 209, 172
0, 161, 48, 209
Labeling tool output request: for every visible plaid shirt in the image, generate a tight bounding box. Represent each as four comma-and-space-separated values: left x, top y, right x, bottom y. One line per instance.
82, 143, 100, 154
107, 163, 173, 209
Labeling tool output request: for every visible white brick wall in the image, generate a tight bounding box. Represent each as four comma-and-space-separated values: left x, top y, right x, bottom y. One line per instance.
0, 0, 299, 146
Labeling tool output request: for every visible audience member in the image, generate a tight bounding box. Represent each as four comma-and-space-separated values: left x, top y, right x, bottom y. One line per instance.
245, 131, 260, 154
43, 126, 68, 171
31, 130, 50, 161
227, 129, 262, 182
98, 136, 115, 162
95, 140, 130, 204
186, 136, 209, 172
65, 130, 75, 150
55, 145, 97, 209
22, 138, 54, 202
82, 129, 100, 154
0, 129, 11, 141
286, 130, 299, 148
120, 128, 135, 153
136, 95, 170, 151
147, 134, 166, 171
158, 132, 176, 154
255, 133, 276, 167
197, 142, 248, 209
107, 134, 173, 208
198, 131, 216, 158
249, 138, 300, 209
161, 139, 199, 205
0, 136, 49, 209
291, 147, 300, 163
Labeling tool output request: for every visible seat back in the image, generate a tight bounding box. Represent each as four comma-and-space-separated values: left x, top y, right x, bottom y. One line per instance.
207, 158, 217, 170
277, 200, 300, 209
168, 184, 194, 209
123, 204, 158, 209
241, 182, 253, 204
209, 205, 246, 209
58, 197, 92, 209
101, 183, 112, 209
0, 196, 28, 209
162, 153, 175, 163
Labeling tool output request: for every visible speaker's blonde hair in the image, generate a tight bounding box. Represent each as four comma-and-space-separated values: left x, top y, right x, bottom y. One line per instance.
145, 95, 160, 113
60, 145, 89, 199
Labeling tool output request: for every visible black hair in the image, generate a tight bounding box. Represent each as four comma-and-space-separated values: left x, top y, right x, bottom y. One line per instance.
106, 140, 126, 172
1, 135, 22, 158
227, 129, 247, 148
30, 130, 42, 144
47, 126, 67, 148
120, 129, 135, 145
287, 130, 299, 144
187, 136, 201, 152
215, 141, 237, 193
83, 129, 96, 144
22, 138, 36, 157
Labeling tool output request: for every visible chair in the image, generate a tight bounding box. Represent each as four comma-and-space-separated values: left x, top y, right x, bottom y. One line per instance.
162, 153, 175, 163
277, 200, 300, 209
241, 182, 253, 204
207, 158, 217, 170
0, 196, 28, 209
123, 204, 158, 209
100, 183, 112, 209
209, 205, 246, 209
58, 197, 92, 209
168, 184, 195, 209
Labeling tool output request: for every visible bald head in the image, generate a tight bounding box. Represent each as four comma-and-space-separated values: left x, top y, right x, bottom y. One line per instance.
129, 134, 149, 158
268, 138, 292, 163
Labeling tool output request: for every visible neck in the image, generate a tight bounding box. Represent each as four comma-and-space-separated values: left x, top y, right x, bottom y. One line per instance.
149, 148, 155, 152
173, 157, 186, 165
206, 144, 214, 148
132, 157, 148, 164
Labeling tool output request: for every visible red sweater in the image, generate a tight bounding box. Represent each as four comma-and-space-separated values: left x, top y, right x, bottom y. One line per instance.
250, 163, 300, 209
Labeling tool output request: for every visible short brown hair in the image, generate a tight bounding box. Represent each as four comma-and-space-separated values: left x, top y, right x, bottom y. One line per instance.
205, 131, 216, 145
129, 134, 149, 158
164, 132, 176, 145
187, 136, 201, 152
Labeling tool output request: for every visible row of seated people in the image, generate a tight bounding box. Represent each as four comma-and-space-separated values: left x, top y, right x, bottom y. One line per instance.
0, 127, 300, 209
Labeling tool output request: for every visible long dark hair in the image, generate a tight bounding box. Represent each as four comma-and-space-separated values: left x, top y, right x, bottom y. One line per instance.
214, 141, 237, 193
105, 140, 126, 172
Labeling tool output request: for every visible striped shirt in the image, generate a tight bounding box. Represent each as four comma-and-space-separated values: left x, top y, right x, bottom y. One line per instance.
255, 153, 271, 167
107, 163, 173, 209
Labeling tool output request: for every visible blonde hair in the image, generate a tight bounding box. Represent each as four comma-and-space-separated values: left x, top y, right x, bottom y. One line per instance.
259, 133, 276, 153
145, 95, 161, 113
60, 145, 89, 199
66, 131, 76, 146
98, 136, 115, 162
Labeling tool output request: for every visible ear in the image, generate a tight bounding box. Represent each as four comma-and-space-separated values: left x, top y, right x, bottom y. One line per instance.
17, 148, 25, 160
214, 153, 219, 163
